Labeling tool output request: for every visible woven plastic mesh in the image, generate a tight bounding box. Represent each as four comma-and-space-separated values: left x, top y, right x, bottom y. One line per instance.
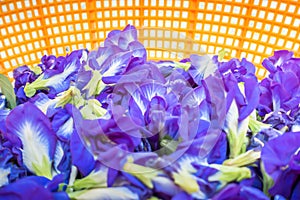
0, 0, 299, 79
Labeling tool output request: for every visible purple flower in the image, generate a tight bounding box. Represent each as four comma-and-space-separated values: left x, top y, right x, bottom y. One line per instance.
0, 176, 69, 200
261, 132, 300, 198
214, 56, 256, 82
23, 50, 88, 98
258, 51, 300, 115
5, 102, 57, 179
13, 66, 38, 103
212, 183, 268, 200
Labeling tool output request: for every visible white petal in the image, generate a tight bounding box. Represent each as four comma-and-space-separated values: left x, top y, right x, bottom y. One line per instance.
0, 168, 11, 187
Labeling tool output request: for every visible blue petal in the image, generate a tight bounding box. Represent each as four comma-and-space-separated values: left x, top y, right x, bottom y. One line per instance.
0, 176, 53, 200
6, 103, 56, 178
52, 108, 73, 141
101, 51, 132, 82
70, 130, 95, 177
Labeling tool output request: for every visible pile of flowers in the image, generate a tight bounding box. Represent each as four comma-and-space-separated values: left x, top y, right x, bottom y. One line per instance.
0, 25, 299, 200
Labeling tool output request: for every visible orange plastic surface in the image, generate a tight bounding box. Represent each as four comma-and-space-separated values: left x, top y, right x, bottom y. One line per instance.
0, 0, 299, 80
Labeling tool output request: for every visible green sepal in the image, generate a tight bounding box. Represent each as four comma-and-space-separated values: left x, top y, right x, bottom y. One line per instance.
209, 164, 251, 187
123, 157, 159, 189
24, 74, 49, 97
31, 155, 52, 179
223, 149, 261, 167
71, 168, 108, 191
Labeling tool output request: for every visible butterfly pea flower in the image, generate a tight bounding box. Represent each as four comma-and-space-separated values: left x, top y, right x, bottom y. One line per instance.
68, 162, 107, 192
262, 50, 299, 77
214, 56, 256, 82
259, 51, 300, 115
261, 131, 300, 199
68, 186, 139, 200
0, 147, 26, 187
13, 66, 38, 103
5, 102, 57, 179
24, 49, 88, 98
104, 24, 146, 65
212, 183, 269, 200
0, 176, 69, 200
70, 130, 95, 177
188, 54, 218, 86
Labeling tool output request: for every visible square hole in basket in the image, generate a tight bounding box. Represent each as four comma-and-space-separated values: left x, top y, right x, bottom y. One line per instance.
269, 36, 276, 44
17, 57, 23, 63
250, 43, 257, 51
228, 28, 236, 35
230, 17, 238, 25
277, 38, 284, 47
204, 24, 210, 31
174, 1, 180, 7
213, 14, 220, 22
264, 24, 271, 31
279, 3, 287, 11
180, 21, 187, 29
193, 44, 200, 51
285, 41, 293, 49
27, 43, 33, 50
1, 28, 6, 36
267, 12, 274, 20
247, 53, 254, 61
206, 14, 212, 21
284, 16, 292, 25
196, 23, 202, 30
216, 4, 222, 11
276, 14, 283, 23
218, 36, 224, 44
281, 28, 288, 36
11, 36, 17, 44
251, 9, 257, 17
273, 25, 280, 33
199, 2, 205, 9
198, 13, 204, 20
290, 30, 296, 38
34, 41, 40, 49
226, 38, 233, 46
17, 35, 23, 43
220, 26, 227, 34
194, 33, 200, 41
207, 3, 214, 10
202, 34, 209, 42
288, 4, 296, 13
7, 48, 13, 56
243, 41, 249, 49
210, 36, 216, 43
224, 5, 231, 12
258, 45, 265, 53
293, 44, 299, 52
208, 46, 214, 54
55, 37, 62, 44
222, 16, 229, 23
20, 44, 26, 52
212, 25, 218, 32
266, 47, 273, 55
258, 10, 265, 19
256, 22, 262, 29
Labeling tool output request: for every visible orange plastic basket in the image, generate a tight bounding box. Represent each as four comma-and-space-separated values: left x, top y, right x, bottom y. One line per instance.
0, 0, 299, 80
